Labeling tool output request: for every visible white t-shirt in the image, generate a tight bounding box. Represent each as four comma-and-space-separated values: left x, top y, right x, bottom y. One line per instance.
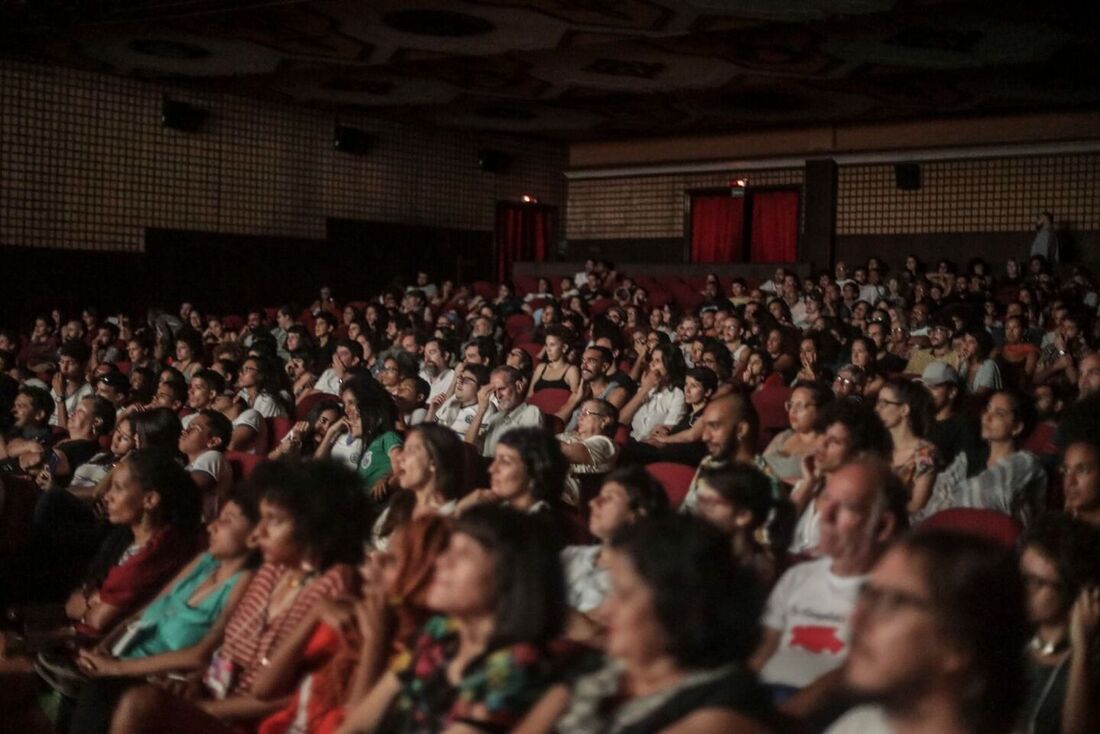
330, 435, 364, 472
51, 382, 93, 427
248, 391, 287, 419
561, 545, 609, 613
478, 403, 543, 457
185, 450, 233, 522
435, 398, 478, 437
314, 369, 343, 396
824, 705, 892, 734
421, 368, 455, 403
629, 386, 685, 441
232, 409, 268, 455
790, 498, 823, 556
760, 557, 865, 689
405, 408, 428, 427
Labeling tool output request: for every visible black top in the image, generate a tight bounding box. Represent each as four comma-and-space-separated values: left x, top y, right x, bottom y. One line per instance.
617, 666, 775, 734
927, 413, 981, 465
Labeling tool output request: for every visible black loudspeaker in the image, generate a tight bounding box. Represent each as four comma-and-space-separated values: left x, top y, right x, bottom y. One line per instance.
895, 163, 921, 190
333, 126, 372, 155
478, 149, 510, 174
161, 99, 207, 132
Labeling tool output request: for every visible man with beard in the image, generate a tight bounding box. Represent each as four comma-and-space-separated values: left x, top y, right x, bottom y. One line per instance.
559, 346, 629, 428
905, 316, 964, 376
679, 393, 759, 513
419, 336, 455, 402
464, 365, 542, 457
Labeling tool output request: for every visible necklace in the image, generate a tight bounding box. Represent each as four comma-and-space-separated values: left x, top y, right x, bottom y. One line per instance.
1028, 633, 1069, 656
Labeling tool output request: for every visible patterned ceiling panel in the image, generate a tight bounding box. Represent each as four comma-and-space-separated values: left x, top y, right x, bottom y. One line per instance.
0, 0, 1096, 140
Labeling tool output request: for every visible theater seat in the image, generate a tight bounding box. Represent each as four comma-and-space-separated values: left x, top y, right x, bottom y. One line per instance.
504, 313, 535, 340
645, 462, 696, 509
516, 342, 543, 361
542, 412, 565, 436
295, 392, 330, 421
1021, 421, 1057, 458
269, 417, 295, 445
919, 508, 1023, 549
226, 452, 264, 484
751, 383, 792, 452
528, 388, 571, 416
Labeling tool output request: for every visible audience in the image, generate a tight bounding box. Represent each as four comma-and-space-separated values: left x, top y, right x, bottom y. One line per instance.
3, 254, 1100, 733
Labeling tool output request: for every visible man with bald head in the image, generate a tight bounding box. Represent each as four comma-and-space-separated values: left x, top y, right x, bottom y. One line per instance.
679, 392, 757, 513
751, 457, 907, 705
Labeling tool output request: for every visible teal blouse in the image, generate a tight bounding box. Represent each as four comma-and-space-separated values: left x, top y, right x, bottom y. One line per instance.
118, 552, 245, 660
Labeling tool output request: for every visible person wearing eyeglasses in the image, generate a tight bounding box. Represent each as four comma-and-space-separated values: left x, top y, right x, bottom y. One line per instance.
751, 458, 907, 715
1014, 513, 1100, 734
826, 530, 1029, 734
874, 378, 940, 515
760, 381, 834, 488
832, 364, 866, 404
557, 398, 619, 506
179, 409, 234, 523
904, 316, 964, 377
915, 389, 1047, 526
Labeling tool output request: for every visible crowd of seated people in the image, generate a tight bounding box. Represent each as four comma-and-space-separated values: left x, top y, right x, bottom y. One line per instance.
0, 252, 1098, 733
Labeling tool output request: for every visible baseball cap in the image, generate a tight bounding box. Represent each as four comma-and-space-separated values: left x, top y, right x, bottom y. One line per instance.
919, 362, 960, 386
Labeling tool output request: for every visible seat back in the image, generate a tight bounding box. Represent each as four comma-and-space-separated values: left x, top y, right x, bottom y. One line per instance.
751, 384, 792, 451
226, 452, 265, 484
919, 508, 1023, 549
269, 417, 295, 445
645, 462, 697, 509
528, 388, 572, 416
295, 391, 331, 421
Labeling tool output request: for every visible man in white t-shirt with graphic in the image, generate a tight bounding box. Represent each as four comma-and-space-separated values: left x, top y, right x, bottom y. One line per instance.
751, 457, 907, 712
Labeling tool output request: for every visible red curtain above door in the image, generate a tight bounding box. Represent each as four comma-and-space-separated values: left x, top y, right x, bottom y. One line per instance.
496, 203, 551, 282
749, 190, 799, 263
690, 194, 744, 263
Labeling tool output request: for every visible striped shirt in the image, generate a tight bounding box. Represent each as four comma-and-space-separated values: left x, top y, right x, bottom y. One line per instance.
216, 562, 352, 695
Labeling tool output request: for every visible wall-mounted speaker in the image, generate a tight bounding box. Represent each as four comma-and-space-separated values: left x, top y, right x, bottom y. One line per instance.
478, 149, 510, 174
161, 99, 207, 132
895, 163, 921, 190
334, 126, 372, 155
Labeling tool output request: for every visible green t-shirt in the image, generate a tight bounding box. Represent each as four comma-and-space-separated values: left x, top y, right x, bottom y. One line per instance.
358, 430, 403, 489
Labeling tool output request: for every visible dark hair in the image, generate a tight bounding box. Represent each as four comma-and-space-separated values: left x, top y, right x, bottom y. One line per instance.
175, 328, 204, 360
821, 400, 893, 458
612, 514, 763, 667
880, 377, 934, 438
700, 338, 733, 381
123, 449, 201, 535
1021, 512, 1100, 610
333, 338, 364, 362
697, 463, 773, 528
600, 465, 670, 520
454, 504, 566, 648
315, 311, 338, 329
130, 407, 182, 452
497, 426, 568, 505
192, 368, 226, 396
965, 327, 995, 362
896, 530, 1028, 734
340, 375, 396, 446
650, 341, 687, 388
685, 366, 718, 397
196, 409, 233, 451
83, 395, 117, 437
791, 380, 836, 431
59, 339, 92, 364
409, 423, 466, 502
17, 385, 54, 423
251, 458, 368, 569
464, 363, 491, 387
158, 378, 188, 407
991, 388, 1037, 444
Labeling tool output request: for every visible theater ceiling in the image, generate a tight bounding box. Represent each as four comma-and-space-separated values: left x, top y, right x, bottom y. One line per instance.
2, 0, 1098, 141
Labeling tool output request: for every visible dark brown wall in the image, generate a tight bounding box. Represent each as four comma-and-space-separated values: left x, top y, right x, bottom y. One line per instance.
835, 230, 1100, 269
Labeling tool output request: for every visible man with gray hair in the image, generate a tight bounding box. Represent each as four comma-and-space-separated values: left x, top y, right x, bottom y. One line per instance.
464, 365, 542, 457
751, 457, 907, 709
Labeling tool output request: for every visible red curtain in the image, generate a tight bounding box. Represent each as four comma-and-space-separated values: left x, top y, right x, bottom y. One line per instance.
496, 204, 551, 282
690, 194, 744, 263
749, 190, 799, 262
